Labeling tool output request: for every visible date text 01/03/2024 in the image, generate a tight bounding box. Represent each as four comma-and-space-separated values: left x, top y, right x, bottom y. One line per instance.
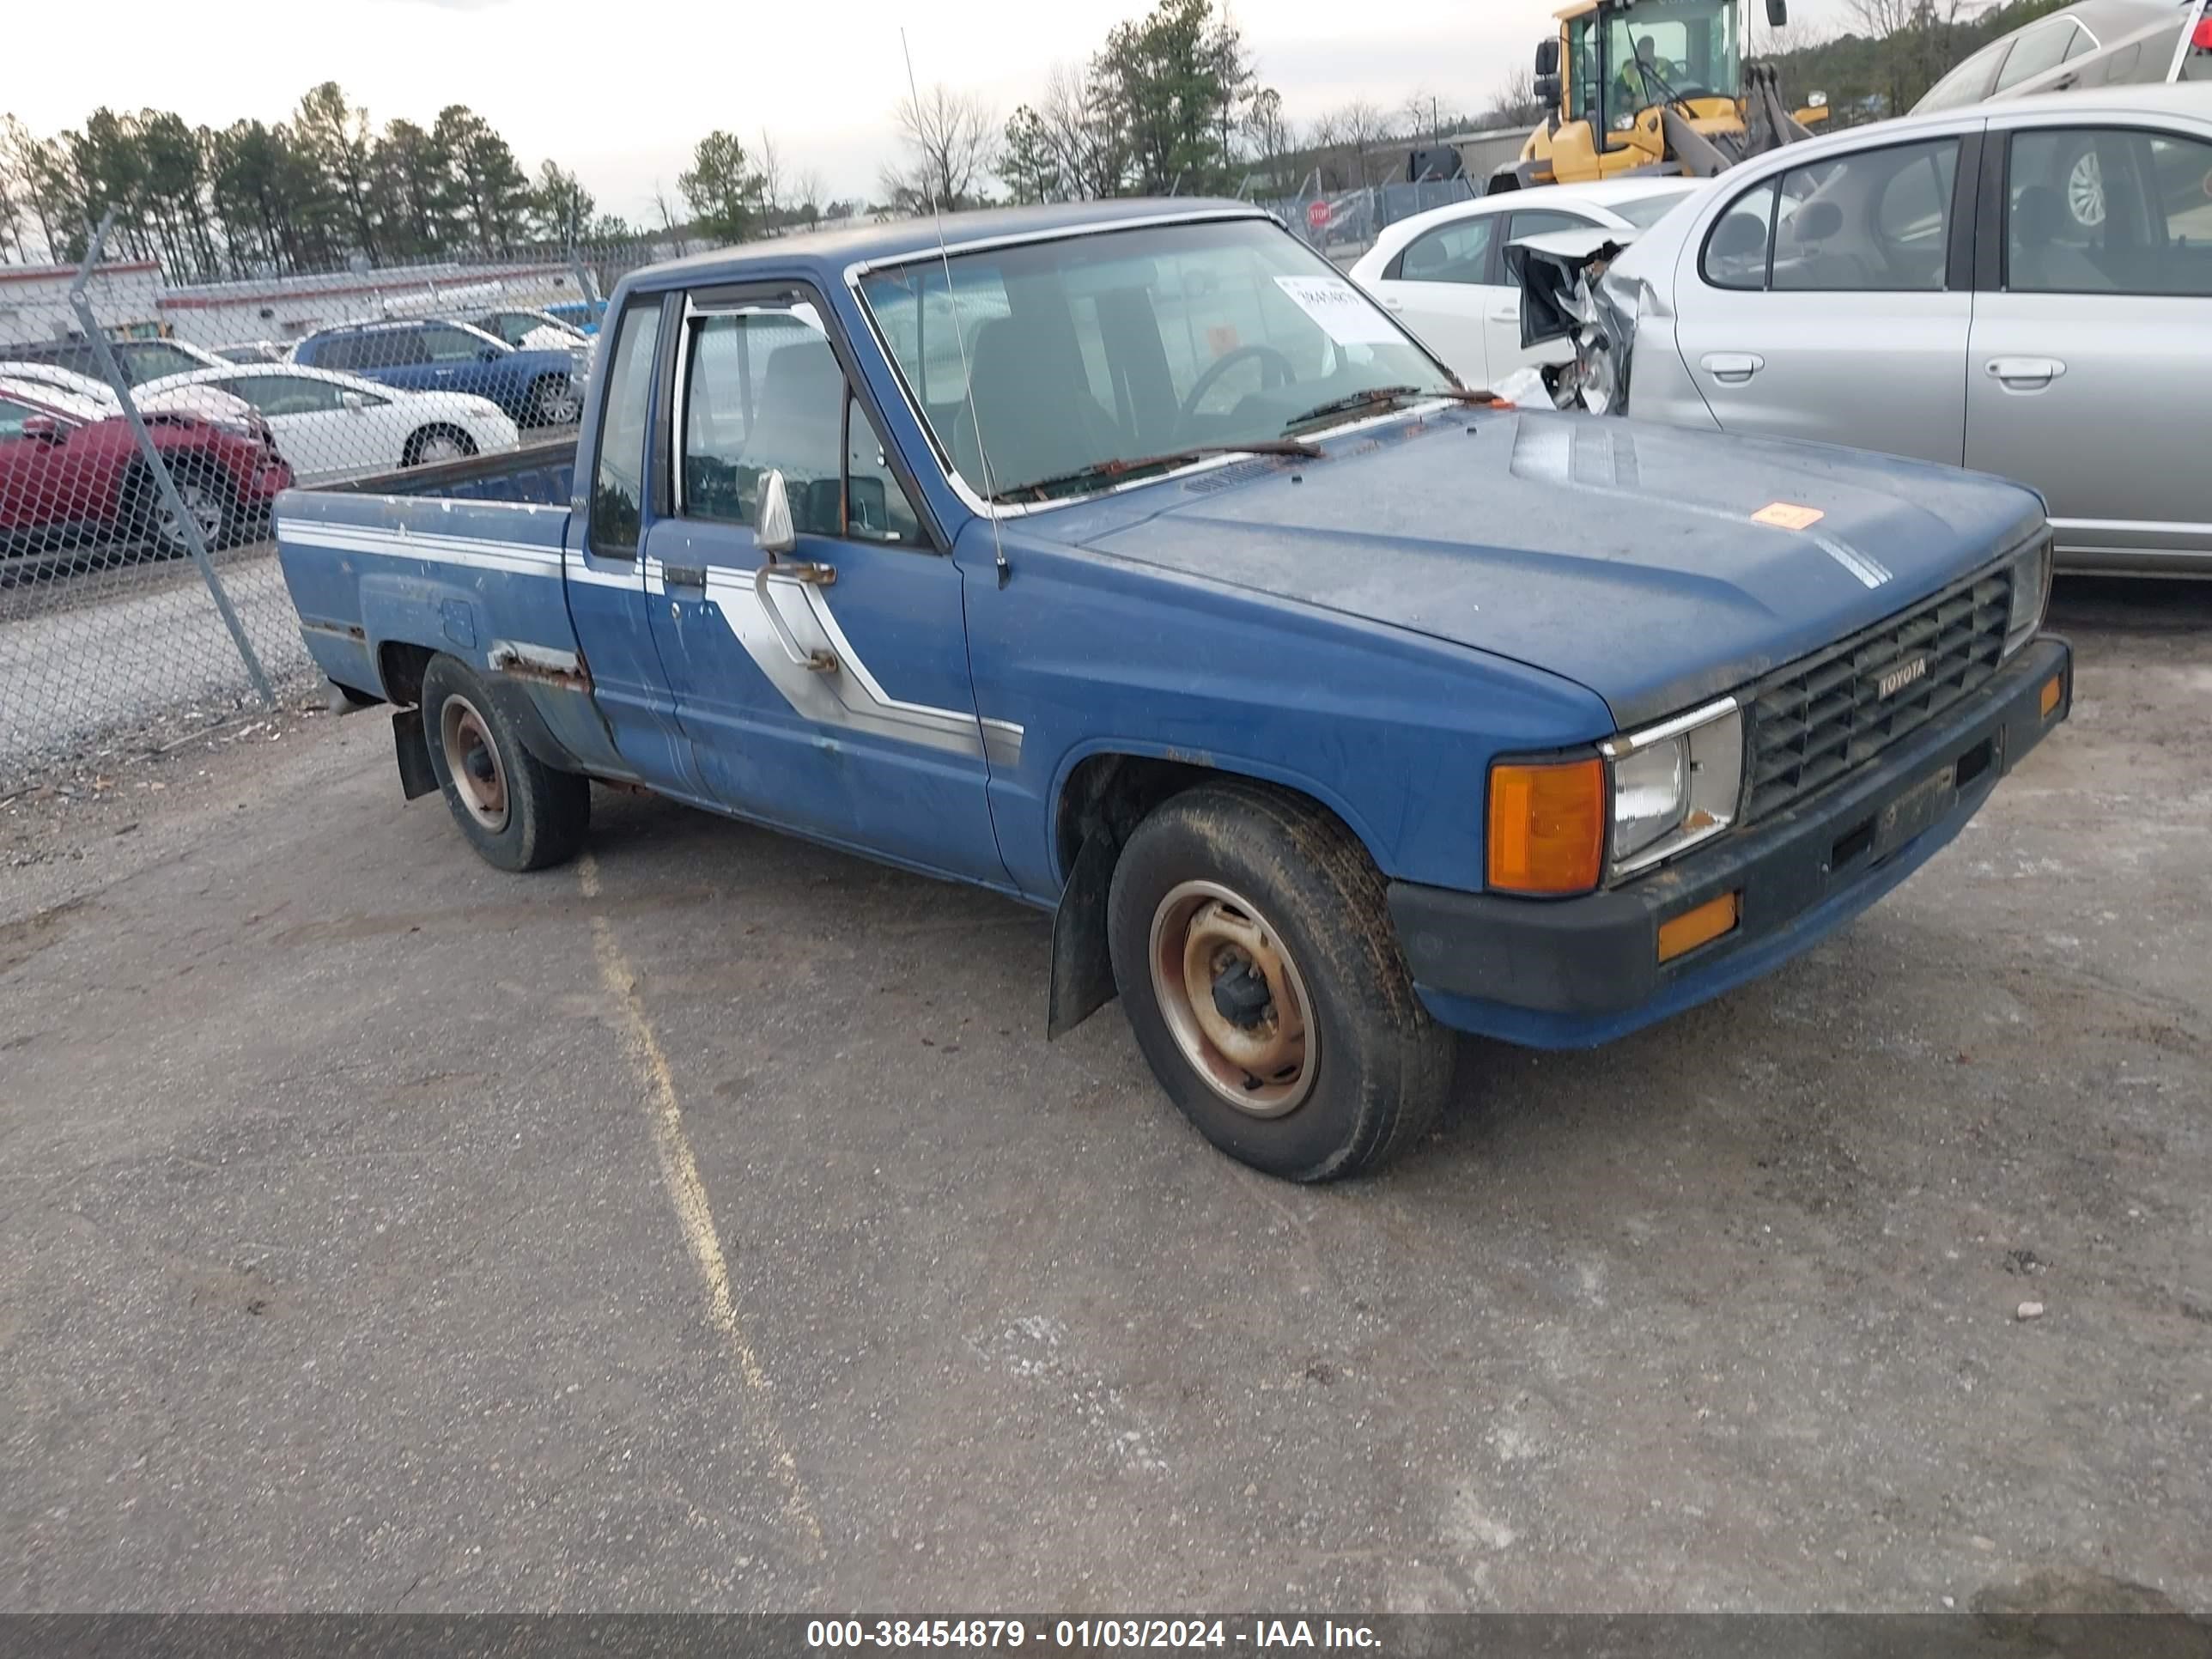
805, 1620, 1382, 1650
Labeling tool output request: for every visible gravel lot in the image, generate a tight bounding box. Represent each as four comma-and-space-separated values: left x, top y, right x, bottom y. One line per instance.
1, 580, 2206, 1614
0, 543, 313, 789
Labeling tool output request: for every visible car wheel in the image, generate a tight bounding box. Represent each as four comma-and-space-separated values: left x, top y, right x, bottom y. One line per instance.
1106, 781, 1455, 1181
404, 424, 479, 467
419, 653, 590, 872
130, 464, 231, 557
525, 375, 582, 428
2066, 148, 2106, 230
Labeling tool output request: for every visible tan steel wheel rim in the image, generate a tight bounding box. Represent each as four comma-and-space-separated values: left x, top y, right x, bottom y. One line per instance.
1147, 879, 1317, 1118
439, 694, 509, 832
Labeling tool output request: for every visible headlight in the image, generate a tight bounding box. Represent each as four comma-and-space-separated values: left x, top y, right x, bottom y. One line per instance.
1601, 697, 1744, 878
2004, 537, 2051, 656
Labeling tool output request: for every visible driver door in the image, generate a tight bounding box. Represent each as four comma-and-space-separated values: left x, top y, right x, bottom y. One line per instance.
640, 289, 1006, 884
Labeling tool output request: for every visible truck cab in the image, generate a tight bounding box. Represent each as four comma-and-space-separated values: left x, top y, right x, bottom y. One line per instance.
271, 201, 2072, 1182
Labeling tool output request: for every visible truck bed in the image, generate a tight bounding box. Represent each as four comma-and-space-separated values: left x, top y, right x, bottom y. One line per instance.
272, 434, 628, 777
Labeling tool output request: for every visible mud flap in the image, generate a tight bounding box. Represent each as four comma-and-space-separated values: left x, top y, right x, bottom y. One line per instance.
392, 708, 439, 801
1047, 829, 1121, 1040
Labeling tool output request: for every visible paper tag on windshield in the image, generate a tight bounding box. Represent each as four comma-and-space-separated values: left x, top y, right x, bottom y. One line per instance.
1273, 276, 1402, 345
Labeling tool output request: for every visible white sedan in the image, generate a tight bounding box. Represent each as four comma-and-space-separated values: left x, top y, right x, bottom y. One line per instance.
1349, 178, 1703, 388
138, 364, 520, 483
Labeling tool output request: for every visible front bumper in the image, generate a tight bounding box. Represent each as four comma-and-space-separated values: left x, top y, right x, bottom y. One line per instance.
1390, 636, 2073, 1049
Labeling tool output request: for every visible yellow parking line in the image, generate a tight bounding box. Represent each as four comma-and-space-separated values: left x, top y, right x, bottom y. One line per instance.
580, 852, 825, 1560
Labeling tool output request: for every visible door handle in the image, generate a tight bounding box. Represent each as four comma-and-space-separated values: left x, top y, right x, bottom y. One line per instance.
1987, 356, 2066, 391
662, 564, 708, 589
1488, 300, 1521, 322
1700, 352, 1765, 384
1380, 296, 1404, 310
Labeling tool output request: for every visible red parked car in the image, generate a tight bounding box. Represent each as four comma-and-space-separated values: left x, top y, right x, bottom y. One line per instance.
0, 380, 292, 564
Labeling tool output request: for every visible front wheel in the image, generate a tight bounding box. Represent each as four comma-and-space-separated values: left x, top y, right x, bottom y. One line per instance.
419, 654, 590, 872
1107, 781, 1455, 1181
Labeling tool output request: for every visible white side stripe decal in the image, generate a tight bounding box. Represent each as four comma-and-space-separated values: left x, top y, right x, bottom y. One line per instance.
277, 520, 1021, 763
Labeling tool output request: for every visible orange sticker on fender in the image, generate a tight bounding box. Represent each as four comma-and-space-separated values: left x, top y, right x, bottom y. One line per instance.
1753, 501, 1826, 530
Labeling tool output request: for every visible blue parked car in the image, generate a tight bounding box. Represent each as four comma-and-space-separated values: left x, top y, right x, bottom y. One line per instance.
272, 201, 2071, 1182
289, 320, 586, 428
543, 299, 604, 335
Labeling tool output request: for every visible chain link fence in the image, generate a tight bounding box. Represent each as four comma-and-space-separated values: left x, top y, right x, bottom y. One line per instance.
1, 228, 663, 790
1257, 179, 1485, 262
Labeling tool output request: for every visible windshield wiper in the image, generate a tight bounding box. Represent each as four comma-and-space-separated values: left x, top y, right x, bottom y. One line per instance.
991, 440, 1324, 505
1280, 384, 1509, 435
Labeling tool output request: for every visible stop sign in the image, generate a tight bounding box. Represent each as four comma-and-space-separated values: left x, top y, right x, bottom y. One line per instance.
1305, 199, 1329, 233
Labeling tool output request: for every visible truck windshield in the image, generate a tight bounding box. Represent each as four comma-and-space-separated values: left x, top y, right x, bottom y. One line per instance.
1608, 0, 1741, 108
857, 216, 1455, 505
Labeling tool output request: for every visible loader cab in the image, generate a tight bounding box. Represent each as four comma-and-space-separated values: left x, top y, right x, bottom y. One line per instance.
1516, 0, 1789, 189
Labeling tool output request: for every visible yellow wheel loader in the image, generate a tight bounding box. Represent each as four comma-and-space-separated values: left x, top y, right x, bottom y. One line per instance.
1489, 0, 1829, 194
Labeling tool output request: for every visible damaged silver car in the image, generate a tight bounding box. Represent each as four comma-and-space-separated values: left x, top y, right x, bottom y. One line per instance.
1513, 83, 2212, 574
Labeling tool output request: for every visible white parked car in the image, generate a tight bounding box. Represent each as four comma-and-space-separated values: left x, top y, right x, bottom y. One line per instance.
138, 365, 520, 483
0, 359, 261, 432
1347, 178, 1704, 387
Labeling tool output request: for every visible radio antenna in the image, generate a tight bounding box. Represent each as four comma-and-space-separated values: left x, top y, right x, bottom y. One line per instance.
901, 28, 1008, 586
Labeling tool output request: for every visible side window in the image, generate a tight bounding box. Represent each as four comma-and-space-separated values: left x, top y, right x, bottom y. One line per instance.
2063, 26, 2098, 62
238, 375, 348, 416
1771, 139, 1958, 292
419, 325, 489, 364
0, 397, 33, 438
1702, 179, 1779, 289
2007, 127, 2212, 297
311, 337, 353, 372
1509, 210, 1594, 243
682, 307, 844, 535
843, 392, 924, 546
1395, 217, 1497, 283
587, 300, 663, 557
1917, 40, 2008, 112
1995, 22, 2076, 93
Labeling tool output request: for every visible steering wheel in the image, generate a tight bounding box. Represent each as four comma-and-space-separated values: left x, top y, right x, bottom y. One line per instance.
1180, 343, 1297, 428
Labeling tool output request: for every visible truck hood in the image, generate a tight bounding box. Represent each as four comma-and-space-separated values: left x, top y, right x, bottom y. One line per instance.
1068, 410, 2045, 730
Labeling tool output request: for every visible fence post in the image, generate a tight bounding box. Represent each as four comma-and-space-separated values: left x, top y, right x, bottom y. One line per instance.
69, 211, 275, 709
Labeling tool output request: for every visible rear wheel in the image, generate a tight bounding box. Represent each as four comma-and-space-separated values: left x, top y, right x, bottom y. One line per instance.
419, 653, 590, 872
1107, 781, 1455, 1182
524, 374, 582, 428
404, 423, 478, 466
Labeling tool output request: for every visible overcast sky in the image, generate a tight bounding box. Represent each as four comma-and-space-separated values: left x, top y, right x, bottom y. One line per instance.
7, 0, 1862, 221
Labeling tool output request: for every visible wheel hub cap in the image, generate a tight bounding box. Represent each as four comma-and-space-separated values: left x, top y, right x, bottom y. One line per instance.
1149, 880, 1317, 1118
440, 696, 509, 831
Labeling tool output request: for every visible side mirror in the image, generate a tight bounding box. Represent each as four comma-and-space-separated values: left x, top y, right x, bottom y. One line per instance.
757, 468, 796, 558
20, 414, 64, 443
1534, 36, 1561, 77
340, 391, 366, 412
478, 346, 503, 362
1536, 72, 1564, 106
1766, 0, 1788, 23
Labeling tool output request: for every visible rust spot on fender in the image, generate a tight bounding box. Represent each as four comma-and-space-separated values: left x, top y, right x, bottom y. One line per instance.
488, 641, 592, 692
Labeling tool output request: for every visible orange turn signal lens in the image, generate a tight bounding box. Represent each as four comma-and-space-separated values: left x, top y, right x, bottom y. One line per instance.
2039, 675, 2063, 719
1488, 757, 1605, 896
1657, 890, 1741, 963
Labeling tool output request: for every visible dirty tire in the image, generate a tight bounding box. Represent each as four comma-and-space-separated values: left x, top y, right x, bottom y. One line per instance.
419, 653, 589, 872
1107, 781, 1454, 1182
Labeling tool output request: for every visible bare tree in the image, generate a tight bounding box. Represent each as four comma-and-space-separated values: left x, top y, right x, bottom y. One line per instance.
793, 166, 826, 225
1331, 100, 1388, 188
890, 82, 996, 211
755, 129, 785, 219
1038, 61, 1125, 200
1484, 64, 1547, 130
652, 179, 684, 251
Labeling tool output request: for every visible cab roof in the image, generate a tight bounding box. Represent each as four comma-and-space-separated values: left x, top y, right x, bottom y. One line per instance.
625, 199, 1270, 293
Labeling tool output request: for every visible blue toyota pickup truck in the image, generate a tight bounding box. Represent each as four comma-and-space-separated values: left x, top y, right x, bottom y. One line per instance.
274, 200, 2072, 1182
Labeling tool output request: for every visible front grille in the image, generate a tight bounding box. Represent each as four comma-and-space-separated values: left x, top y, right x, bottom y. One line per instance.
1744, 566, 2014, 822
